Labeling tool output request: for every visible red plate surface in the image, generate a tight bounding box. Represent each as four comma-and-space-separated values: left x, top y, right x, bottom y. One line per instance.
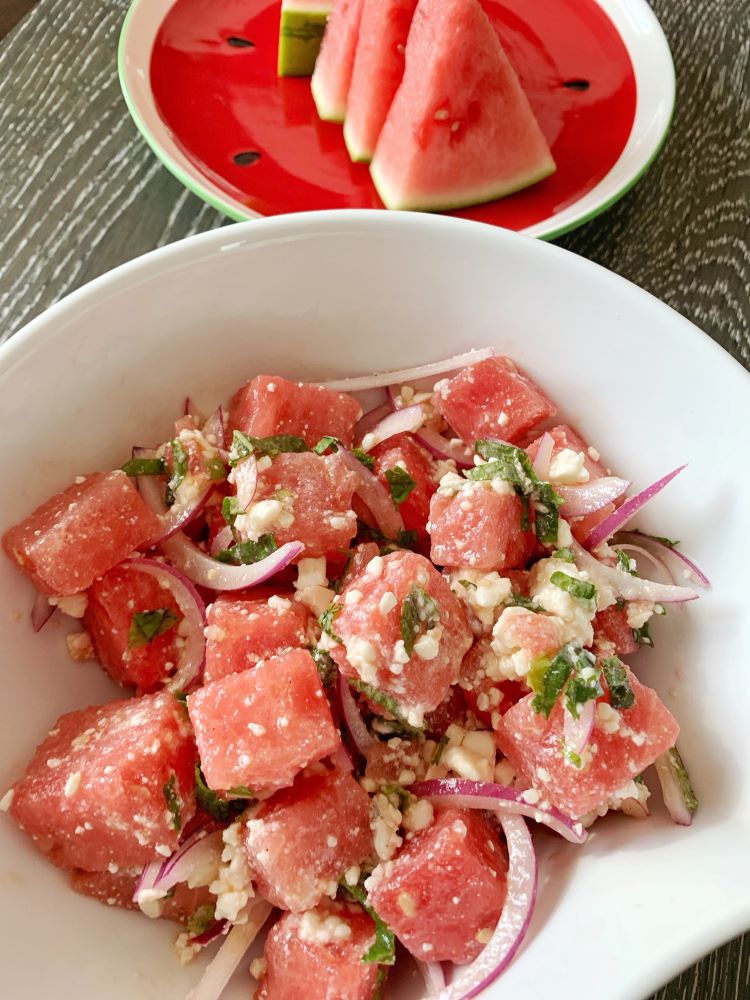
151, 0, 636, 227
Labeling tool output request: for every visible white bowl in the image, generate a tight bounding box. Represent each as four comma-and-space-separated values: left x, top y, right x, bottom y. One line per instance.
0, 211, 748, 1000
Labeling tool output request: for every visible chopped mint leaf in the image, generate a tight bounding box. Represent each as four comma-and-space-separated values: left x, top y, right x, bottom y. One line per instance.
470, 440, 562, 544
505, 592, 538, 611
380, 783, 413, 811
565, 649, 603, 718
632, 622, 654, 647
341, 883, 396, 966
655, 536, 680, 548
206, 455, 227, 482
353, 447, 375, 471
349, 679, 422, 736
529, 644, 599, 719
355, 519, 416, 553
372, 968, 387, 1000
432, 733, 449, 765
215, 533, 277, 566
633, 773, 645, 785
458, 579, 477, 591
194, 764, 245, 823
229, 430, 309, 465
320, 601, 343, 644
616, 549, 638, 576
166, 438, 189, 506
222, 494, 241, 527
562, 746, 583, 768
385, 467, 416, 508
128, 608, 180, 648
121, 456, 167, 477
550, 571, 597, 602
186, 903, 216, 937
174, 690, 188, 706
552, 547, 575, 562
667, 746, 699, 812
314, 435, 340, 455
400, 585, 440, 657
226, 785, 254, 799
163, 774, 182, 832
310, 647, 336, 687
601, 656, 636, 709
395, 529, 418, 551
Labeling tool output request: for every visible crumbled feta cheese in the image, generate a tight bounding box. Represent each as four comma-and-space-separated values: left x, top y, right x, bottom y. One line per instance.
489, 606, 559, 680
295, 585, 335, 617
626, 600, 655, 629
595, 701, 622, 734
299, 909, 353, 944
450, 569, 512, 629
413, 625, 442, 661
249, 957, 267, 981
209, 821, 254, 923
443, 746, 493, 782
548, 449, 590, 485
49, 593, 88, 618
371, 793, 403, 861
379, 591, 397, 614
64, 771, 82, 798
402, 798, 434, 832
66, 631, 95, 661
346, 637, 379, 685
239, 497, 294, 540
0, 788, 14, 812
343, 865, 361, 886
398, 891, 417, 916
247, 722, 266, 736
344, 589, 363, 606
476, 927, 493, 945
366, 556, 384, 578
461, 730, 496, 759
527, 558, 597, 647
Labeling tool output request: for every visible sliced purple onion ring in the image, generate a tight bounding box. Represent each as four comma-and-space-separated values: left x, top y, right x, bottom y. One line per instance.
414, 428, 473, 468
531, 432, 554, 480
562, 700, 595, 759
133, 858, 163, 906
319, 348, 495, 392
556, 477, 630, 518
156, 828, 224, 890
210, 525, 234, 557
337, 447, 404, 539
31, 589, 55, 632
186, 901, 273, 1000
189, 920, 229, 948
570, 539, 699, 605
133, 447, 213, 545
436, 815, 537, 999
583, 465, 686, 550
620, 796, 650, 819
160, 532, 304, 591
409, 779, 586, 845
338, 674, 374, 755
614, 543, 673, 584
654, 746, 698, 826
360, 403, 424, 451
202, 406, 227, 451
355, 402, 393, 442
231, 455, 258, 512
419, 961, 446, 995
120, 557, 207, 691
184, 397, 203, 421
616, 531, 710, 587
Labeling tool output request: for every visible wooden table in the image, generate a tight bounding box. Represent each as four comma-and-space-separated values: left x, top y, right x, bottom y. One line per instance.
0, 0, 748, 997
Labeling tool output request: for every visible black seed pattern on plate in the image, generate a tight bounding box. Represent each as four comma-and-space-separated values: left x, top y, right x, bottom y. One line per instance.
233, 151, 262, 166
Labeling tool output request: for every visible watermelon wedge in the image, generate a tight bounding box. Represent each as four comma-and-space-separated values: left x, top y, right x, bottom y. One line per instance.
343, 0, 418, 163
311, 0, 365, 123
369, 0, 556, 211
278, 0, 333, 78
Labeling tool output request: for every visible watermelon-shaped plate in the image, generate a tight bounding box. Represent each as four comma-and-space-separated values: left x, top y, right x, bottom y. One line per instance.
118, 0, 674, 239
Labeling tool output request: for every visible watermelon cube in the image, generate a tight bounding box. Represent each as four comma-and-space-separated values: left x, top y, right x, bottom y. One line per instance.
459, 637, 532, 727
187, 648, 340, 794
372, 433, 436, 542
228, 375, 362, 448
252, 452, 358, 558
71, 868, 213, 923
494, 673, 680, 817
592, 605, 638, 657
2, 471, 161, 595
83, 563, 184, 692
339, 541, 380, 591
244, 760, 373, 911
330, 550, 473, 723
9, 692, 196, 871
428, 487, 534, 571
433, 357, 557, 447
204, 591, 315, 685
366, 807, 507, 962
255, 900, 381, 999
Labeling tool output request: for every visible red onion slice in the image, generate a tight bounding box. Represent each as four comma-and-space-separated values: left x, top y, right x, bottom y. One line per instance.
337, 447, 404, 539
614, 542, 673, 584
160, 532, 304, 591
437, 815, 537, 999
202, 406, 226, 451
556, 477, 630, 518
184, 397, 203, 421
133, 447, 213, 546
654, 746, 698, 826
570, 538, 699, 604
414, 428, 473, 468
210, 525, 234, 557
31, 589, 55, 632
410, 778, 587, 844
616, 531, 710, 587
531, 432, 554, 480
231, 455, 258, 512
120, 557, 207, 691
338, 674, 374, 755
562, 700, 595, 758
189, 919, 229, 948
133, 859, 163, 904
419, 961, 446, 995
355, 402, 393, 442
360, 404, 424, 451
620, 796, 650, 819
319, 348, 495, 392
583, 465, 686, 550
156, 829, 224, 891
186, 901, 273, 1000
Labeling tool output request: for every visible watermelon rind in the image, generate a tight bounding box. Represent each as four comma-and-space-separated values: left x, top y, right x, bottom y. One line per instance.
278, 1, 332, 77
311, 73, 346, 122
370, 158, 556, 213
343, 119, 372, 163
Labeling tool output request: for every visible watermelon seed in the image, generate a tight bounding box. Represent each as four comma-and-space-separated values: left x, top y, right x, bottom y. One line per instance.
227, 36, 255, 48
233, 151, 262, 166
563, 79, 590, 91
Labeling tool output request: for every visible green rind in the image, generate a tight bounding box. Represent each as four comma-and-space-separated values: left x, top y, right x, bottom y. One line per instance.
278, 8, 329, 77
343, 121, 373, 164
311, 72, 346, 122
370, 157, 557, 213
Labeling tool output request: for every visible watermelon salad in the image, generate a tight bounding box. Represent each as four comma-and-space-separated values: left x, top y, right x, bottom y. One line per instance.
1, 349, 706, 1000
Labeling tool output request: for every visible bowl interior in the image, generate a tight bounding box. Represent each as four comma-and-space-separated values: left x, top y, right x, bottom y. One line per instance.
1, 212, 748, 1000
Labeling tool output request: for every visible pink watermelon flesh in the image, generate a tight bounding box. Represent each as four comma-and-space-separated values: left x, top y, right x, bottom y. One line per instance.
428, 488, 535, 571
369, 0, 556, 211
343, 0, 418, 163
311, 0, 366, 123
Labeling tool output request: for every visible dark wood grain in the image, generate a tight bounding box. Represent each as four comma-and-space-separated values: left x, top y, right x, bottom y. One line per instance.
0, 0, 39, 40
0, 0, 748, 997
